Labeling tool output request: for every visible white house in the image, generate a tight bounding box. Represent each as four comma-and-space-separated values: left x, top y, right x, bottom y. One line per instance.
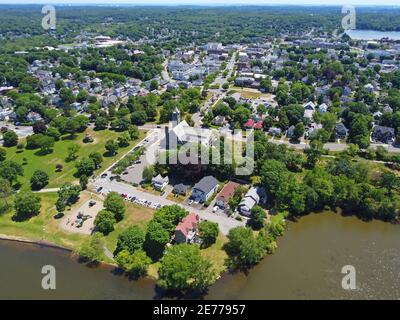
151, 175, 169, 191
303, 102, 316, 120
239, 186, 267, 216
318, 103, 328, 113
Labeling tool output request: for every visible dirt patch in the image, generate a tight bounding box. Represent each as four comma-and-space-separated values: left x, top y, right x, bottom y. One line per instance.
60, 198, 104, 235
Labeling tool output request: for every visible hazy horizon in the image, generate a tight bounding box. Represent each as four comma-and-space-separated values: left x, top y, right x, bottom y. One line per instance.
0, 0, 400, 7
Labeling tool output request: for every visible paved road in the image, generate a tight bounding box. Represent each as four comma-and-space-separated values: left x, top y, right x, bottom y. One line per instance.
193, 52, 237, 128
93, 178, 244, 235
161, 60, 172, 82
0, 121, 33, 138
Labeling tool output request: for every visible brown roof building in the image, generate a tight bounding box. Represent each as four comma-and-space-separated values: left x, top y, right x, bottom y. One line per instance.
216, 181, 240, 209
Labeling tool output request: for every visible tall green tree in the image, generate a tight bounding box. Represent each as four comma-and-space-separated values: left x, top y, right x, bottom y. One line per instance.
158, 244, 216, 292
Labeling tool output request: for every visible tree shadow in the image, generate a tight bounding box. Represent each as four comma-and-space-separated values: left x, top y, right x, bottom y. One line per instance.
288, 138, 301, 144
34, 149, 54, 157
103, 151, 117, 158
61, 134, 78, 141
77, 256, 101, 268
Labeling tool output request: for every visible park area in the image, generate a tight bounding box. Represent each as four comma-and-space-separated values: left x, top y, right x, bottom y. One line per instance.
4, 128, 146, 191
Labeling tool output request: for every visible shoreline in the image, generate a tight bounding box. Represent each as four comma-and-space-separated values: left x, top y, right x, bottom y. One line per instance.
0, 233, 73, 253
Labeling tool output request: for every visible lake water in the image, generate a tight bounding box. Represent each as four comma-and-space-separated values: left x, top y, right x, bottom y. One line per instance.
1, 212, 400, 300
346, 30, 400, 40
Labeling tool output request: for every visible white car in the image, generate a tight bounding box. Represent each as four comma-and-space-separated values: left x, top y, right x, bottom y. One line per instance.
188, 200, 194, 205
212, 206, 219, 213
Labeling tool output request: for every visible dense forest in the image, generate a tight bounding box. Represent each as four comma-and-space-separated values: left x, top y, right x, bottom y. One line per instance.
1, 5, 400, 53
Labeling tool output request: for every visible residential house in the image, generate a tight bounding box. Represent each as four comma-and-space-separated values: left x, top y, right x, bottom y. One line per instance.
372, 125, 395, 144
335, 123, 348, 139
151, 175, 169, 191
235, 77, 254, 87
213, 115, 227, 126
173, 183, 190, 196
303, 102, 316, 120
244, 119, 263, 130
268, 127, 282, 136
174, 213, 200, 244
238, 186, 267, 216
102, 95, 118, 108
318, 103, 328, 113
26, 111, 42, 123
287, 125, 295, 139
306, 123, 323, 139
364, 83, 375, 93
191, 176, 219, 203
383, 105, 393, 114
216, 181, 240, 210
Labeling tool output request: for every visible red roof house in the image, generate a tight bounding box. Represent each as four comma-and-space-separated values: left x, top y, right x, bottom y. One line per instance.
244, 119, 255, 128
174, 213, 200, 244
216, 181, 240, 209
244, 119, 263, 130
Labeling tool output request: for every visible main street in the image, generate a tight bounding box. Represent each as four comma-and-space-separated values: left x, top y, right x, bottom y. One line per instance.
193, 52, 237, 128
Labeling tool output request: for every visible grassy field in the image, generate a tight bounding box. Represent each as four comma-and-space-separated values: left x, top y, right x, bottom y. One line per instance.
201, 233, 229, 275
0, 192, 88, 249
102, 202, 155, 253
5, 128, 146, 191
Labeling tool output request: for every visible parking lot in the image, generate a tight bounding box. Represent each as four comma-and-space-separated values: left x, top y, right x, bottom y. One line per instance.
121, 130, 163, 185
93, 177, 244, 235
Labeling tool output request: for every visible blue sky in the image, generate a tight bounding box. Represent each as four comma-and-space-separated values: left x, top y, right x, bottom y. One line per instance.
0, 0, 399, 6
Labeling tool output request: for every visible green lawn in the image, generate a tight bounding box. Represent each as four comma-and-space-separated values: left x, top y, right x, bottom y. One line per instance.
201, 233, 229, 275
103, 202, 155, 253
0, 192, 88, 249
5, 128, 146, 191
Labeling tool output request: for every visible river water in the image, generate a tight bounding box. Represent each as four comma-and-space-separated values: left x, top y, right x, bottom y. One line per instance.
345, 30, 400, 40
1, 212, 400, 300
